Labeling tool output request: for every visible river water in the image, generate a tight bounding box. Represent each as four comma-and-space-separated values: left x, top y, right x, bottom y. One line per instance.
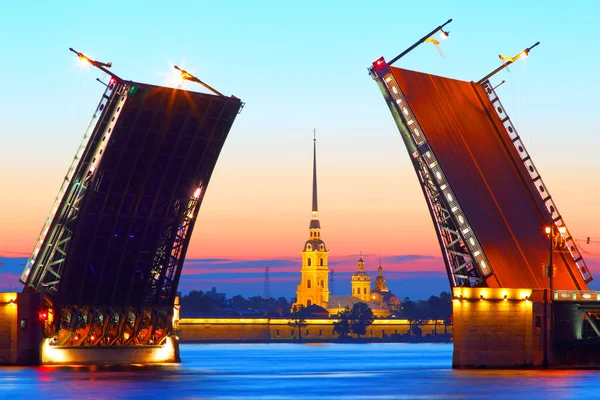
1, 343, 599, 399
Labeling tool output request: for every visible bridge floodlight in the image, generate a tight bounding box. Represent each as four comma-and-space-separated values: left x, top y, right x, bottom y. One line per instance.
69, 47, 119, 82
386, 18, 453, 66
173, 65, 224, 96
477, 42, 540, 84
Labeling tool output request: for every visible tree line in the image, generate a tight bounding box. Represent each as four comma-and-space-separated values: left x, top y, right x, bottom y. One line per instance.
179, 290, 293, 316
398, 292, 452, 336
179, 290, 453, 330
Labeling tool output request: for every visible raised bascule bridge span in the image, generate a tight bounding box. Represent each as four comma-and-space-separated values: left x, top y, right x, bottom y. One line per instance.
370, 20, 600, 368
10, 50, 243, 365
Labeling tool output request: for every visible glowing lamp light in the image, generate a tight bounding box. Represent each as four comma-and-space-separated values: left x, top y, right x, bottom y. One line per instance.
520, 51, 528, 59
78, 56, 90, 66
545, 227, 551, 234
374, 57, 385, 67
440, 29, 449, 40
559, 226, 567, 234
193, 188, 201, 198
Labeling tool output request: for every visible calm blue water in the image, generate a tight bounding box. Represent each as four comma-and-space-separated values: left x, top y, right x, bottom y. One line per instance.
1, 343, 599, 399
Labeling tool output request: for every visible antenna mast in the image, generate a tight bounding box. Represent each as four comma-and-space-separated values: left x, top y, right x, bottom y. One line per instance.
264, 266, 271, 299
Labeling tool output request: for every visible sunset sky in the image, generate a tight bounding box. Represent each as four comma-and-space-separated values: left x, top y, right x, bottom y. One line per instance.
1, 1, 599, 299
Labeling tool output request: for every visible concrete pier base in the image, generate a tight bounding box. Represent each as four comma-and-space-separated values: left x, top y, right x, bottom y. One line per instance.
1, 291, 180, 365
452, 287, 600, 369
452, 288, 542, 368
0, 292, 43, 365
40, 336, 180, 365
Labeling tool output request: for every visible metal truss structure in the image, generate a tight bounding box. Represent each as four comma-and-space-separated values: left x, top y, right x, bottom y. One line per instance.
21, 79, 126, 293
370, 59, 492, 287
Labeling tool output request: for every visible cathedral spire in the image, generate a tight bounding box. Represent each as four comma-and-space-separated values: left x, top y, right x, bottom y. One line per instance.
309, 130, 321, 232
312, 128, 318, 217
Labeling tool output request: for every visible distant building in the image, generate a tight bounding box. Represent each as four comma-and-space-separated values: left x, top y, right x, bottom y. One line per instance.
351, 257, 371, 302
326, 258, 389, 318
206, 287, 226, 304
292, 134, 398, 317
370, 261, 401, 313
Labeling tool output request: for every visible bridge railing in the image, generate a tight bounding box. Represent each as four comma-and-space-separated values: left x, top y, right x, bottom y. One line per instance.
554, 290, 600, 302
20, 79, 122, 286
480, 80, 592, 284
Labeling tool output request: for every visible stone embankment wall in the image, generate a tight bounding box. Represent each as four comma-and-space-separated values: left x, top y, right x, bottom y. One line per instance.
0, 292, 42, 365
179, 318, 452, 341
0, 292, 18, 364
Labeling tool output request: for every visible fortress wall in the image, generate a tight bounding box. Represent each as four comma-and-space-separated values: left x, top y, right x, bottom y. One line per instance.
179, 318, 452, 341
180, 319, 272, 341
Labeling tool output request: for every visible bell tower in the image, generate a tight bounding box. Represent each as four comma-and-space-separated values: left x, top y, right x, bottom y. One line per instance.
352, 256, 371, 302
294, 130, 329, 309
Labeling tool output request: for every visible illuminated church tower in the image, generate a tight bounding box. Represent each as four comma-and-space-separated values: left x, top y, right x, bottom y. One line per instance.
294, 132, 329, 308
351, 257, 371, 302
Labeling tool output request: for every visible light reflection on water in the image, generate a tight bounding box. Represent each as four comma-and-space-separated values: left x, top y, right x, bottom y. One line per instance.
1, 343, 599, 399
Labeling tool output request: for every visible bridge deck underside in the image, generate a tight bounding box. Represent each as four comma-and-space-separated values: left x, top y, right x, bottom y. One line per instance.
57, 84, 241, 307
390, 67, 586, 290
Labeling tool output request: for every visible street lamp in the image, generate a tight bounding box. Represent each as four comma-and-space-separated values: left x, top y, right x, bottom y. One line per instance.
173, 66, 224, 96
542, 224, 568, 368
477, 42, 540, 84
545, 224, 568, 297
386, 18, 453, 66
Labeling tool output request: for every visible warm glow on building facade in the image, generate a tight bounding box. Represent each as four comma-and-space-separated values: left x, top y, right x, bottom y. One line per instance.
351, 257, 371, 302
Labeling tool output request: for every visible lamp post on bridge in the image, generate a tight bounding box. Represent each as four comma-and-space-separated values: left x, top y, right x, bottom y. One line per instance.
543, 224, 567, 368
545, 225, 567, 300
